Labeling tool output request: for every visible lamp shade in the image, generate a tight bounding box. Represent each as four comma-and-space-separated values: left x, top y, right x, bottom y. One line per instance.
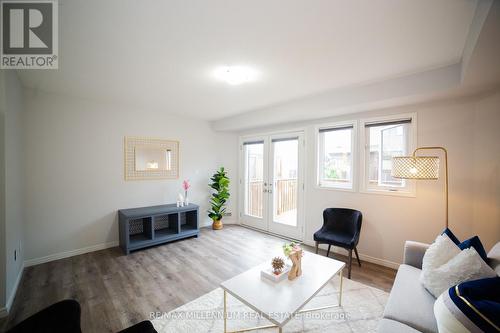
392, 156, 440, 179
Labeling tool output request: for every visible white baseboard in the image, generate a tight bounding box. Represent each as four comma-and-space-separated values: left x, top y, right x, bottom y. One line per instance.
0, 262, 25, 318
303, 240, 400, 270
6, 263, 24, 312
24, 241, 119, 267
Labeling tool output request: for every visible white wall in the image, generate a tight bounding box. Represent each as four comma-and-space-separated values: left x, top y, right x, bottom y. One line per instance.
0, 71, 25, 314
236, 91, 500, 266
23, 90, 237, 263
471, 92, 500, 245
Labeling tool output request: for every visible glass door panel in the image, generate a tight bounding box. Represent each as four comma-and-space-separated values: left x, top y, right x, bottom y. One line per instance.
268, 133, 304, 240
271, 138, 298, 226
241, 139, 267, 230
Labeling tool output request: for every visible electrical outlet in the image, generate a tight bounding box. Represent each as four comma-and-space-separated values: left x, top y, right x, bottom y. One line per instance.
223, 212, 232, 217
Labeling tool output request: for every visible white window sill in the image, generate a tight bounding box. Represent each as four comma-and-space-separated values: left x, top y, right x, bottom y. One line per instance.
359, 188, 416, 198
316, 184, 355, 192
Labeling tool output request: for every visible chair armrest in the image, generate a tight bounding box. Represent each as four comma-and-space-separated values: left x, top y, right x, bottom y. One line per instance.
7, 299, 81, 333
403, 241, 430, 269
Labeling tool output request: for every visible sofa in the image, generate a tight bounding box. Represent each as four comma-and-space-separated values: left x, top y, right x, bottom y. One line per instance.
377, 241, 500, 333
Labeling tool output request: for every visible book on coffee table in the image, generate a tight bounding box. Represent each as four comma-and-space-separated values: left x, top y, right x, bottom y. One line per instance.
260, 264, 291, 282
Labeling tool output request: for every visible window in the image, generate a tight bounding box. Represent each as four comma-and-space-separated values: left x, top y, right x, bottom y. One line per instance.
317, 122, 355, 190
361, 114, 416, 195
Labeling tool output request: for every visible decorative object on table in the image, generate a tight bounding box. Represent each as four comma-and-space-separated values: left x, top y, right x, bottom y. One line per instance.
313, 208, 362, 279
283, 242, 303, 280
261, 257, 291, 282
176, 193, 184, 207
392, 146, 448, 228
182, 179, 190, 205
208, 167, 230, 230
124, 137, 179, 180
271, 257, 286, 275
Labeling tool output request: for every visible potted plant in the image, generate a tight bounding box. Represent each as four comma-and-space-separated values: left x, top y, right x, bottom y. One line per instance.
208, 167, 230, 230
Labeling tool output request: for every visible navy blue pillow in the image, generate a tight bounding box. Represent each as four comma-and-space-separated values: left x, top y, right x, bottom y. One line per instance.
442, 228, 460, 245
441, 228, 489, 262
459, 236, 489, 263
447, 277, 500, 332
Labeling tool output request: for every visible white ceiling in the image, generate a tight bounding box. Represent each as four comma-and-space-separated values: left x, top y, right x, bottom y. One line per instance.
18, 0, 478, 120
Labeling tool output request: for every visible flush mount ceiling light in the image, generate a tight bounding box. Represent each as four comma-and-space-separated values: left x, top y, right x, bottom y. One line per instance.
214, 65, 258, 85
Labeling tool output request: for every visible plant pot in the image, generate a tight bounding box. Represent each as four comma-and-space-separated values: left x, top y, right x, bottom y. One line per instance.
212, 219, 223, 230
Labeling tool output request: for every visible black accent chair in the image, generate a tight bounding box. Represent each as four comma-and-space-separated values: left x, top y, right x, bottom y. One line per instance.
6, 299, 157, 333
313, 208, 362, 279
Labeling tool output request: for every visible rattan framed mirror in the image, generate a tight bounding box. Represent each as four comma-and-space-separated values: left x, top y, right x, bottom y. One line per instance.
124, 137, 179, 180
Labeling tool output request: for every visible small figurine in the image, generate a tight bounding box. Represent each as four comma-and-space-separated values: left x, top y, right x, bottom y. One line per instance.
271, 257, 286, 275
177, 193, 184, 207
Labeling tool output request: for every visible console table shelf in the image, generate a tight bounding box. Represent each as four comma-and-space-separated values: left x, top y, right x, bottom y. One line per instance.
118, 203, 199, 254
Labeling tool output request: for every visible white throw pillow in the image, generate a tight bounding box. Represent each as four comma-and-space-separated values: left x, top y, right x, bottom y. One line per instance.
421, 246, 497, 298
422, 234, 461, 271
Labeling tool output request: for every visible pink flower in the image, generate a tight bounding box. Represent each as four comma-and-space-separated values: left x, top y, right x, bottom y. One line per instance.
182, 180, 191, 191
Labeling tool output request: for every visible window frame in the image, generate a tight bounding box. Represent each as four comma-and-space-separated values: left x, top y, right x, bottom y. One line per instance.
359, 113, 417, 197
315, 120, 357, 192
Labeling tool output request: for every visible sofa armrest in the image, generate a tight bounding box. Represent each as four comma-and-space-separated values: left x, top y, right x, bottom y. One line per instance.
403, 241, 430, 269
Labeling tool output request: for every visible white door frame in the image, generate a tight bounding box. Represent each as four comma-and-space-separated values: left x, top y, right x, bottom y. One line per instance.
238, 129, 306, 241
238, 135, 269, 231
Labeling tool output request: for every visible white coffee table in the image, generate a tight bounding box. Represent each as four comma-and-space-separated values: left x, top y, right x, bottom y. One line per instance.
220, 252, 345, 333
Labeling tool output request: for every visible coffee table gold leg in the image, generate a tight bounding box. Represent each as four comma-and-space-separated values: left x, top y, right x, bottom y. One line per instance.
224, 290, 227, 333
278, 328, 282, 333
339, 269, 343, 307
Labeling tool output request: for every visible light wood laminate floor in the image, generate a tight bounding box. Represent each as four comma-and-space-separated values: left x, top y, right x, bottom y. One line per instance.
0, 225, 396, 332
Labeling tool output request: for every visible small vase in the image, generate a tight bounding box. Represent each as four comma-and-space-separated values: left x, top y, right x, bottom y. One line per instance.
184, 191, 189, 205
212, 219, 223, 230
288, 249, 303, 280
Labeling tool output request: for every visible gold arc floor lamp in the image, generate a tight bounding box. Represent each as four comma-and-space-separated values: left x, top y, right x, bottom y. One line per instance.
391, 146, 449, 229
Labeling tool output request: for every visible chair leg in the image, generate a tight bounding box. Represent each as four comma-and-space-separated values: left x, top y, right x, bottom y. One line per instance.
354, 247, 361, 267
315, 242, 319, 254
348, 249, 353, 279
326, 244, 331, 257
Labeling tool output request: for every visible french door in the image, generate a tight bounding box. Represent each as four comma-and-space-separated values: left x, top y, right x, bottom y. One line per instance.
239, 132, 305, 240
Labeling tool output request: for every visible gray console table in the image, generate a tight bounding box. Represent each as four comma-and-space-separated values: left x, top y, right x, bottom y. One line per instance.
118, 203, 199, 254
